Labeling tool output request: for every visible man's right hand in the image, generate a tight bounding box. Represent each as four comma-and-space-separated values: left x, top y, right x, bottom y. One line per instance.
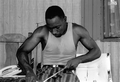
25, 71, 38, 82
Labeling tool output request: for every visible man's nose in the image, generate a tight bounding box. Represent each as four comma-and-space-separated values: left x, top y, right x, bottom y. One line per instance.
53, 29, 58, 34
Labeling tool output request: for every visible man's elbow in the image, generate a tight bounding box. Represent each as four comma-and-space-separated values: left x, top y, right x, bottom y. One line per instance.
16, 48, 22, 55
16, 49, 23, 61
16, 48, 26, 59
96, 47, 101, 59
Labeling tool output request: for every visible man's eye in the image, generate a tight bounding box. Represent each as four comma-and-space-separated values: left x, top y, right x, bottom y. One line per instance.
49, 28, 52, 31
56, 26, 60, 29
57, 26, 60, 29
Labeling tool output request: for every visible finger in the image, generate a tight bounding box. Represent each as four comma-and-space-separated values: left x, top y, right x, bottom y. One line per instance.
69, 66, 76, 70
66, 62, 71, 68
25, 77, 30, 82
31, 77, 37, 82
26, 77, 33, 82
33, 79, 37, 82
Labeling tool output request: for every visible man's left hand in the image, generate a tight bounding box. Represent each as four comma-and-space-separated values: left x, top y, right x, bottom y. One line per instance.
66, 57, 81, 70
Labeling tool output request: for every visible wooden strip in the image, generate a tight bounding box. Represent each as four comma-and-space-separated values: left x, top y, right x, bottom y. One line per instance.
65, 0, 73, 22
72, 0, 81, 24
28, 0, 37, 32
16, 0, 23, 33
81, 0, 85, 27
110, 42, 119, 82
22, 0, 29, 36
36, 0, 45, 24
3, 0, 10, 33
0, 0, 4, 35
0, 43, 5, 69
9, 0, 16, 33
84, 0, 93, 37
93, 0, 101, 40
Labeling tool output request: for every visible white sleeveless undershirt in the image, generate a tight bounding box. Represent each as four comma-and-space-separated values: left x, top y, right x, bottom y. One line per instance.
42, 22, 76, 65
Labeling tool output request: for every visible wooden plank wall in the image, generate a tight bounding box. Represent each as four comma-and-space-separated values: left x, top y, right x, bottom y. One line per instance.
0, 0, 82, 36
81, 0, 101, 40
0, 0, 119, 82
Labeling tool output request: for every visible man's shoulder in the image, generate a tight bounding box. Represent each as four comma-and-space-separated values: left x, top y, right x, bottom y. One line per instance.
72, 23, 82, 28
72, 23, 87, 32
32, 25, 48, 37
72, 23, 89, 37
36, 25, 47, 31
34, 25, 48, 33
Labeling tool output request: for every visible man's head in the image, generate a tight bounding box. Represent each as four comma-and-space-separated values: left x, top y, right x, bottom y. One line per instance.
45, 5, 67, 37
45, 5, 65, 20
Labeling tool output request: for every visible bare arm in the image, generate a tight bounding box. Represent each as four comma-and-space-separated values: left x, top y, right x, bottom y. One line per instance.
66, 25, 101, 69
77, 26, 101, 63
16, 27, 44, 74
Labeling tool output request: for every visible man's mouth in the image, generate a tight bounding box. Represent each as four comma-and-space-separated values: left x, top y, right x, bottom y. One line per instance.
53, 33, 61, 37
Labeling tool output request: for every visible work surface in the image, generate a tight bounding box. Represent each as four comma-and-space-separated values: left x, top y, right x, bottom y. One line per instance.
0, 77, 25, 82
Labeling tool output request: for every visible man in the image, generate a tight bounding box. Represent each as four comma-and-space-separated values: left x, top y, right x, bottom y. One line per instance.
16, 5, 101, 82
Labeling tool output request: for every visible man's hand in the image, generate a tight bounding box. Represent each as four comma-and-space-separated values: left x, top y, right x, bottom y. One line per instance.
66, 57, 81, 70
25, 71, 38, 82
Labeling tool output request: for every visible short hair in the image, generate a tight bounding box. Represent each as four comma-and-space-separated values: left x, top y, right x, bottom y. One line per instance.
45, 5, 65, 20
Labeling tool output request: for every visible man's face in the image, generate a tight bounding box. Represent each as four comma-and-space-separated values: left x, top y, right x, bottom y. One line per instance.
46, 16, 66, 37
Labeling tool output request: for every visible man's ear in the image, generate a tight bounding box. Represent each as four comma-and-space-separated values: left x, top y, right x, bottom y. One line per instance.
64, 16, 67, 21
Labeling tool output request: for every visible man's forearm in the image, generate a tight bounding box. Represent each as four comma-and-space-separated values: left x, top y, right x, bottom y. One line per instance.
16, 51, 33, 74
78, 48, 101, 63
